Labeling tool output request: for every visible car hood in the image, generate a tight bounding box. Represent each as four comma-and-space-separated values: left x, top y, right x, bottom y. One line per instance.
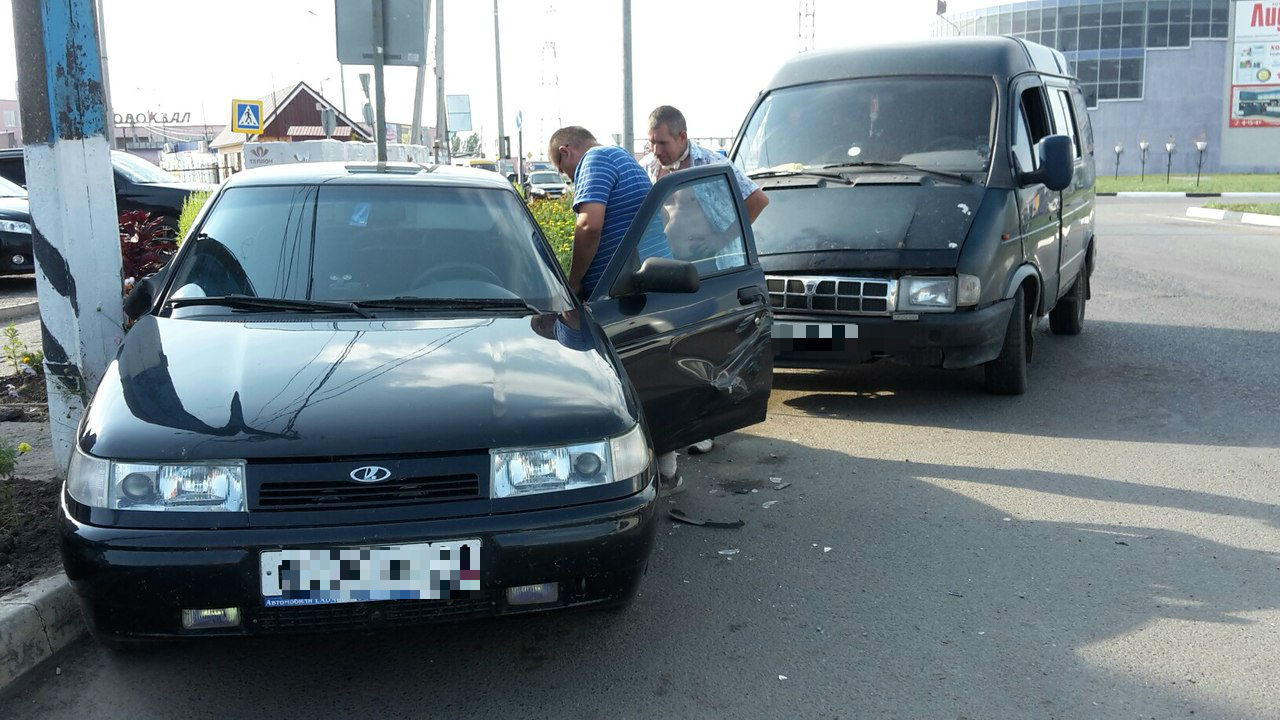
0, 196, 29, 220
133, 181, 217, 195
81, 313, 635, 461
751, 181, 987, 272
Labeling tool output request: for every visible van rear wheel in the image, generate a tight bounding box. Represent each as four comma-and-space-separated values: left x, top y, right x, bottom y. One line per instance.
984, 289, 1030, 395
1049, 269, 1087, 336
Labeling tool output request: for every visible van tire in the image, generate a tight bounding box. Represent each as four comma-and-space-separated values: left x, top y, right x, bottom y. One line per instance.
984, 289, 1029, 395
1049, 269, 1087, 336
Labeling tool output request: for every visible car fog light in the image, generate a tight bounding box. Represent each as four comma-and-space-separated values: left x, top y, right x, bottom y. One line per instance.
506, 582, 560, 606
11, 255, 23, 265
120, 472, 154, 500
573, 452, 603, 478
181, 607, 241, 630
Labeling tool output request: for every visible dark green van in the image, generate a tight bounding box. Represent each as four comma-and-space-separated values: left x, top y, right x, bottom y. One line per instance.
732, 37, 1096, 394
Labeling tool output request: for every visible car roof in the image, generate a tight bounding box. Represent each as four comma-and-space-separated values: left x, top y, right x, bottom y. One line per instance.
763, 36, 1070, 91
221, 161, 516, 190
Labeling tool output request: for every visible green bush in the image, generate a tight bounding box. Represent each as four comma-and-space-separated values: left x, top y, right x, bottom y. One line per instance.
177, 191, 212, 242
529, 197, 575, 274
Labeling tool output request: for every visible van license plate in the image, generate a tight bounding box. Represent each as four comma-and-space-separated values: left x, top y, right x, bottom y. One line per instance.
260, 540, 481, 607
774, 322, 858, 340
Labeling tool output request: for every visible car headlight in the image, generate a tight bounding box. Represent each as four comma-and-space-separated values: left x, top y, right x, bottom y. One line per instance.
66, 449, 246, 512
898, 276, 957, 312
490, 424, 650, 498
0, 220, 31, 234
530, 187, 547, 195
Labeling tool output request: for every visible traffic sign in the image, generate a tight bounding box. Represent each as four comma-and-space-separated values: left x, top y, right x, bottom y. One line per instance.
232, 99, 264, 135
515, 111, 522, 130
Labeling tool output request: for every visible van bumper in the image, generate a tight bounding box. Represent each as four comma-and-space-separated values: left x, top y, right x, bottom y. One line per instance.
771, 298, 1014, 370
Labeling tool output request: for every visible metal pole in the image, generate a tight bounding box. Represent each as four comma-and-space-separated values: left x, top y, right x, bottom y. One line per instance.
517, 124, 523, 187
372, 0, 388, 162
435, 0, 449, 164
412, 0, 431, 148
339, 64, 348, 115
621, 0, 633, 156
94, 0, 113, 146
12, 0, 125, 468
1166, 152, 1172, 183
493, 0, 506, 161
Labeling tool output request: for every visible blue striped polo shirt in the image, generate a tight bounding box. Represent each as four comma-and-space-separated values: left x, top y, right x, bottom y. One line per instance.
572, 145, 671, 296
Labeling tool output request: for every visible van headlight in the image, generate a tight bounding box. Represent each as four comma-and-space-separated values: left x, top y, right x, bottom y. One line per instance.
898, 276, 957, 312
490, 424, 650, 498
66, 449, 246, 512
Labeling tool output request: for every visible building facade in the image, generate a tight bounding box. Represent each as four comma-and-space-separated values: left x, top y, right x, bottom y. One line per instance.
934, 0, 1280, 176
0, 100, 21, 149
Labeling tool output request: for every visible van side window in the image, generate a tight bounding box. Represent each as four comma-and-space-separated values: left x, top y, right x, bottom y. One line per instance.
1016, 86, 1052, 171
1069, 89, 1094, 157
1050, 90, 1081, 159
1012, 107, 1035, 174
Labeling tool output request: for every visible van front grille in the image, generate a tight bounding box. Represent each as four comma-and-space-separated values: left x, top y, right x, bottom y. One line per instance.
766, 275, 897, 316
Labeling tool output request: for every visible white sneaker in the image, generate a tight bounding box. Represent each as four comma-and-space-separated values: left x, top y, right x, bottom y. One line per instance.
688, 439, 714, 454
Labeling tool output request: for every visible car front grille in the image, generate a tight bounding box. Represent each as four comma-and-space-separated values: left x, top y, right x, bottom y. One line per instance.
256, 474, 482, 510
252, 597, 495, 633
766, 275, 897, 316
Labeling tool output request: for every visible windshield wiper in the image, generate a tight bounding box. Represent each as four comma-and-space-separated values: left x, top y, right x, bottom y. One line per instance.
746, 168, 852, 183
355, 297, 539, 314
819, 161, 974, 184
166, 294, 373, 318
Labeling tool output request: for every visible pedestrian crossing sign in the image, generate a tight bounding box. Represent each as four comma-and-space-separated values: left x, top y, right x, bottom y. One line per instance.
232, 99, 264, 135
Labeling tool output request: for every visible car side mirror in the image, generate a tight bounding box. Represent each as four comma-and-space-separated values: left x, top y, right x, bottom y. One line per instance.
123, 274, 160, 321
625, 257, 699, 295
1020, 135, 1073, 192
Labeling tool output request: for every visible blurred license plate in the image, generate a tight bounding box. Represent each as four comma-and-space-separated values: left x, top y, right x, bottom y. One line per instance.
774, 322, 857, 340
260, 540, 481, 607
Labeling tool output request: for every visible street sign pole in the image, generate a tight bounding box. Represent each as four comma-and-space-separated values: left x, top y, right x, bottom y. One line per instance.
411, 0, 431, 149
12, 0, 125, 468
434, 0, 449, 164
371, 0, 388, 162
493, 0, 505, 161
621, 0, 633, 156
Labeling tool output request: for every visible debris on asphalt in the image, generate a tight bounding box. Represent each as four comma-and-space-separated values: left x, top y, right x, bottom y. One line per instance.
761, 500, 779, 509
778, 675, 788, 681
670, 508, 745, 529
718, 549, 740, 557
773, 482, 792, 490
948, 591, 964, 598
1115, 540, 1129, 546
719, 478, 767, 494
1002, 517, 1012, 522
823, 547, 832, 553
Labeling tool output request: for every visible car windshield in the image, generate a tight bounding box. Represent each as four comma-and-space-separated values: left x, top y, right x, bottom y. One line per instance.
734, 76, 998, 175
165, 184, 573, 312
112, 151, 179, 184
0, 175, 25, 198
471, 162, 497, 172
529, 172, 562, 185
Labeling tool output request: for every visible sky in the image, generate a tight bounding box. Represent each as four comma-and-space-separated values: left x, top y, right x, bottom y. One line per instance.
0, 0, 936, 156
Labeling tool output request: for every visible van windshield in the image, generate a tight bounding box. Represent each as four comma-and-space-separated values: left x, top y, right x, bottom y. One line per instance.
734, 76, 998, 175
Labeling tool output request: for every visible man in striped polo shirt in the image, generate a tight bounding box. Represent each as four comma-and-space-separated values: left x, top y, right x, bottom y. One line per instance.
548, 126, 670, 298
548, 126, 684, 493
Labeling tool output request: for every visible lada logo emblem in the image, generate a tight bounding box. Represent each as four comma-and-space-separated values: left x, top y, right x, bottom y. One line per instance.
804, 280, 818, 295
349, 465, 392, 483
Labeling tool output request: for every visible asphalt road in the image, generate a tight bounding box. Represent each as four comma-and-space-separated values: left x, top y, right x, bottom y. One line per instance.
3, 197, 1278, 719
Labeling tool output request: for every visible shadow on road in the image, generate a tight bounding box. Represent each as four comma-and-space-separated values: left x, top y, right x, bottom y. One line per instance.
3, 436, 1273, 718
775, 319, 1280, 448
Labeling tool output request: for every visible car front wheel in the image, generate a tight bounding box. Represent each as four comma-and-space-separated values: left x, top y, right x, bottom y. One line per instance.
1049, 269, 1087, 336
984, 289, 1031, 395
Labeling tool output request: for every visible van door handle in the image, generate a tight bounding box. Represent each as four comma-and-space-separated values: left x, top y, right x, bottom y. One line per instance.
738, 286, 765, 305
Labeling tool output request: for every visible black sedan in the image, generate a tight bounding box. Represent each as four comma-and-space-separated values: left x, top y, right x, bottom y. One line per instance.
0, 175, 33, 274
60, 160, 774, 645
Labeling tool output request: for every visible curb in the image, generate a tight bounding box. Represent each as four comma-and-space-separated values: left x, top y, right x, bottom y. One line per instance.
1186, 206, 1280, 227
0, 573, 85, 692
0, 300, 38, 324
1100, 192, 1280, 199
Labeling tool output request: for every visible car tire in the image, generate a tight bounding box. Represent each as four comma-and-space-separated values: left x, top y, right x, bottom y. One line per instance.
1049, 269, 1087, 336
984, 289, 1030, 395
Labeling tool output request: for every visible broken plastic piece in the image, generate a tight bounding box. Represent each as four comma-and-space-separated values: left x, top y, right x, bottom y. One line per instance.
718, 549, 740, 556
773, 482, 792, 490
761, 500, 779, 509
669, 507, 745, 529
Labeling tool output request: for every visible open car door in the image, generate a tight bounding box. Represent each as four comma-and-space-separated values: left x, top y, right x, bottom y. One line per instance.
587, 164, 773, 456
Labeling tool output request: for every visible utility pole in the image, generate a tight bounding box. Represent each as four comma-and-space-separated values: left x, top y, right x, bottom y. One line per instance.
434, 0, 449, 164
412, 0, 432, 148
371, 0, 388, 162
94, 0, 114, 147
493, 0, 505, 161
621, 0, 633, 156
12, 0, 125, 468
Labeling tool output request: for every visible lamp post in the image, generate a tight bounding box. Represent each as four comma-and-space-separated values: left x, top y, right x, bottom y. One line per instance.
1139, 140, 1149, 182
1113, 142, 1123, 179
1164, 138, 1176, 184
1195, 140, 1208, 187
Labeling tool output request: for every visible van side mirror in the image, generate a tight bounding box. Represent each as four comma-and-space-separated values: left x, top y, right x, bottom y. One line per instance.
1020, 135, 1073, 192
622, 257, 699, 296
123, 275, 161, 321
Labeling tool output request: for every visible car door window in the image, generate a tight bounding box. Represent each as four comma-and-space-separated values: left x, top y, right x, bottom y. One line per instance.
1011, 106, 1035, 175
636, 174, 748, 277
1018, 86, 1053, 171
1050, 89, 1082, 158
1069, 88, 1094, 157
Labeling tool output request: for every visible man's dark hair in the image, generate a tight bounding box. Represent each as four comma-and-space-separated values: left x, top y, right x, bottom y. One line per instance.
648, 105, 687, 136
548, 126, 596, 159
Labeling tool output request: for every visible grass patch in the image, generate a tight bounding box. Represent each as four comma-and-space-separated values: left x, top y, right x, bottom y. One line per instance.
1097, 174, 1280, 194
1204, 202, 1280, 216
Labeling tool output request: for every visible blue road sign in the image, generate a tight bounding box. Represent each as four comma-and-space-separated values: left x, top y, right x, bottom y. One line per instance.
232, 99, 264, 135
